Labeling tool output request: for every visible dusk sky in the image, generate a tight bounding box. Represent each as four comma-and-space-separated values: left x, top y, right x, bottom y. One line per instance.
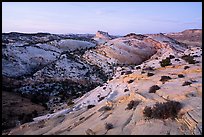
2, 2, 202, 35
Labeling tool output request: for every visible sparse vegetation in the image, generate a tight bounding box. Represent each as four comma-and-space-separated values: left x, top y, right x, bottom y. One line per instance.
182, 81, 192, 86
149, 85, 160, 93
127, 79, 134, 84
98, 96, 105, 102
175, 58, 180, 61
193, 55, 199, 57
108, 77, 113, 81
184, 66, 190, 70
121, 71, 126, 75
181, 55, 196, 64
136, 66, 141, 69
126, 100, 140, 110
160, 57, 172, 67
143, 101, 182, 119
124, 89, 129, 92
160, 76, 172, 83
105, 123, 114, 130
169, 55, 175, 59
178, 74, 185, 78
66, 99, 74, 106
147, 72, 154, 77
87, 104, 95, 109
125, 71, 133, 75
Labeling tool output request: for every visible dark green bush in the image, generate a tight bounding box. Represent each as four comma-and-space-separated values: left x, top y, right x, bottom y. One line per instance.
143, 101, 182, 119
181, 55, 196, 64
126, 100, 140, 110
160, 57, 172, 67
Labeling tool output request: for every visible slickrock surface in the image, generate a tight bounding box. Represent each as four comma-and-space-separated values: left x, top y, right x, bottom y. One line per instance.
8, 32, 202, 134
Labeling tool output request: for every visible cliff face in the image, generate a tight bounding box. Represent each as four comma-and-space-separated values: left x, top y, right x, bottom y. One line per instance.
2, 30, 202, 135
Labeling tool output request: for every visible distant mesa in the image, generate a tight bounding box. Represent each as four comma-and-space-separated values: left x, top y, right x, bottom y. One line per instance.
124, 33, 148, 40
95, 30, 112, 40
166, 29, 202, 47
181, 29, 202, 34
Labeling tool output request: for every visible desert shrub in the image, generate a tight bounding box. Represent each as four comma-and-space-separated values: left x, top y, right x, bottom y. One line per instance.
125, 71, 133, 75
66, 99, 74, 106
121, 71, 126, 75
182, 81, 192, 86
169, 55, 175, 59
143, 106, 152, 117
109, 77, 113, 81
143, 101, 182, 119
181, 55, 196, 64
98, 106, 112, 112
127, 79, 134, 84
174, 58, 180, 62
193, 55, 199, 57
178, 74, 185, 78
98, 96, 105, 102
184, 66, 190, 70
160, 57, 172, 67
126, 100, 140, 110
105, 123, 114, 130
124, 89, 129, 92
147, 72, 154, 77
87, 105, 95, 109
141, 71, 145, 74
136, 66, 141, 69
160, 76, 172, 83
149, 85, 160, 93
